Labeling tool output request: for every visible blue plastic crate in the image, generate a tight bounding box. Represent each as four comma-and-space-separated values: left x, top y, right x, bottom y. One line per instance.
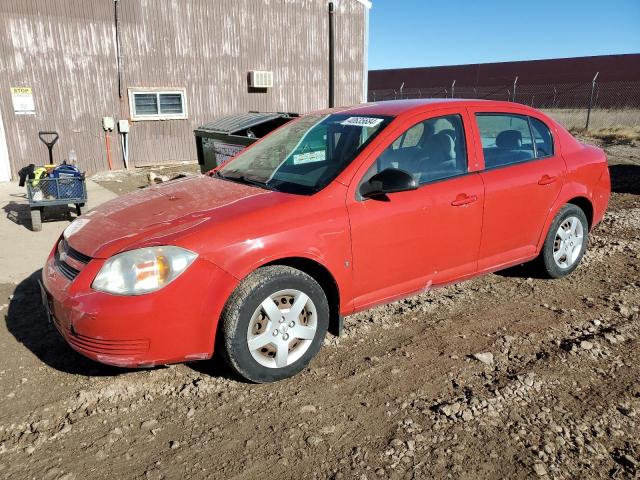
55, 176, 84, 199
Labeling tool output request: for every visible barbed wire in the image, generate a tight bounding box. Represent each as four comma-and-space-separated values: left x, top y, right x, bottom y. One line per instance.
368, 80, 640, 131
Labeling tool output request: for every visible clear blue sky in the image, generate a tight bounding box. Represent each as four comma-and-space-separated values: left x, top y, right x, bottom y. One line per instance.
368, 0, 640, 70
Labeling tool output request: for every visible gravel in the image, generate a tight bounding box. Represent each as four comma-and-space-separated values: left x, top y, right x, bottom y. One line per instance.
472, 352, 495, 365
1, 144, 639, 479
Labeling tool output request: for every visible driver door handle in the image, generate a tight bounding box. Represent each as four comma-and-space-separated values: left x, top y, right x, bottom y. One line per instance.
451, 193, 478, 207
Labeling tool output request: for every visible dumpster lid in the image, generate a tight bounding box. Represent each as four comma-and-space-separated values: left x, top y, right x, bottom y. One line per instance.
195, 112, 297, 134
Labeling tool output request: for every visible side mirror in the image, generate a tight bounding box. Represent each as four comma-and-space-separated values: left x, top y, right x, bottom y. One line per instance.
360, 168, 418, 198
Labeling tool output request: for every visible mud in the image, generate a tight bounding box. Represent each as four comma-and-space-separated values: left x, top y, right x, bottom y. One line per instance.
1, 139, 638, 479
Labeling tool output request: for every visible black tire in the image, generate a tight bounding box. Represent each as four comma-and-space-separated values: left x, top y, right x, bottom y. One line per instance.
539, 204, 589, 279
75, 204, 83, 216
219, 265, 329, 383
30, 207, 42, 232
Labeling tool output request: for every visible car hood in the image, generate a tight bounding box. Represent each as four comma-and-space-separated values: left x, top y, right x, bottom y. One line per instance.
64, 176, 277, 259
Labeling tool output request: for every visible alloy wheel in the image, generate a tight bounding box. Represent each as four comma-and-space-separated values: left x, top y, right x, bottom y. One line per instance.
246, 289, 318, 368
553, 216, 584, 269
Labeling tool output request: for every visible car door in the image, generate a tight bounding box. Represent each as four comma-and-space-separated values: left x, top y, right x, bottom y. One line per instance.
346, 109, 484, 310
468, 108, 565, 271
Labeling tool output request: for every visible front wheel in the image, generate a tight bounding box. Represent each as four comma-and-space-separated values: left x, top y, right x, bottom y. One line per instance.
540, 204, 589, 278
219, 266, 329, 383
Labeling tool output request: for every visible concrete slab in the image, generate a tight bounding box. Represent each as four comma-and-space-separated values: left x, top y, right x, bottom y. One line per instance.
0, 179, 118, 283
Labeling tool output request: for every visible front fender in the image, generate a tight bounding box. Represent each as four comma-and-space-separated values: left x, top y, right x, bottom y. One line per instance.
191, 198, 354, 315
219, 243, 353, 316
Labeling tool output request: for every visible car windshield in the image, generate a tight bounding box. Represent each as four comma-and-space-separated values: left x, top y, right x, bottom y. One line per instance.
217, 113, 392, 194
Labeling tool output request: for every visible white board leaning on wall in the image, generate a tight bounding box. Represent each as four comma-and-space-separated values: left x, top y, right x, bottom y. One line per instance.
0, 111, 12, 182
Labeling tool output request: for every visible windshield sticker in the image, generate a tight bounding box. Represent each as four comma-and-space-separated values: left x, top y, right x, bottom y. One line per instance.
293, 150, 326, 165
340, 117, 383, 128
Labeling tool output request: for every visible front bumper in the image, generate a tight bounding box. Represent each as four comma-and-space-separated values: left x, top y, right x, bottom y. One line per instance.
42, 245, 238, 367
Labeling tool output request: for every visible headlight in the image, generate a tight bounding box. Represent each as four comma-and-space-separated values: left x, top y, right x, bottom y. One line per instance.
92, 246, 198, 295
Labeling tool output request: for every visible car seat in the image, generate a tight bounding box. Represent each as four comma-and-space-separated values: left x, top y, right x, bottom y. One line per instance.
398, 132, 455, 182
494, 129, 534, 165
496, 130, 522, 150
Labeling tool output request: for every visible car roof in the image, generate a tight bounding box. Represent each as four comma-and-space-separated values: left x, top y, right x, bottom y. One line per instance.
312, 98, 532, 118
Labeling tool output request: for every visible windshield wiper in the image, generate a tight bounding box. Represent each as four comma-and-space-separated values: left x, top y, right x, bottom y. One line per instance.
216, 171, 278, 191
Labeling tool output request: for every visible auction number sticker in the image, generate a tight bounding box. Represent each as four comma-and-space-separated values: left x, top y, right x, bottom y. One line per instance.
340, 117, 383, 128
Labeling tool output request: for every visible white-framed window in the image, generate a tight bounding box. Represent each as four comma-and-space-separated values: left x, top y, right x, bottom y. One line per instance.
128, 88, 188, 121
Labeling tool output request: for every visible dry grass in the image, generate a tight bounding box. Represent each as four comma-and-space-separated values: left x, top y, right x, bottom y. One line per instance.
541, 108, 640, 131
539, 108, 640, 145
585, 127, 640, 145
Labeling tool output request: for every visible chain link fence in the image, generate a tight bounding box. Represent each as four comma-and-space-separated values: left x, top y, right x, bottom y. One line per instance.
368, 77, 640, 134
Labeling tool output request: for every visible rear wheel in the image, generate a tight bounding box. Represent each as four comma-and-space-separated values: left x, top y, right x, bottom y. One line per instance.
540, 204, 589, 278
30, 207, 42, 232
219, 266, 329, 383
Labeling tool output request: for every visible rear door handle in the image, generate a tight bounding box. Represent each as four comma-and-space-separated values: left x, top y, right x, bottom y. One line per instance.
451, 194, 478, 207
538, 174, 557, 185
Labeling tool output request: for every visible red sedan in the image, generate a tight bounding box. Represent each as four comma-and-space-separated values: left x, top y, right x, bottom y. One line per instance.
41, 99, 610, 382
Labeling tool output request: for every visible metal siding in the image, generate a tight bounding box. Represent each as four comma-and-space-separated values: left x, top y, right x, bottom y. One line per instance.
335, 0, 365, 107
0, 0, 121, 174
0, 0, 365, 175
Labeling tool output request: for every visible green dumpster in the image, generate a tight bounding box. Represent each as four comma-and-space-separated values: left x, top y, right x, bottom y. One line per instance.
194, 111, 299, 173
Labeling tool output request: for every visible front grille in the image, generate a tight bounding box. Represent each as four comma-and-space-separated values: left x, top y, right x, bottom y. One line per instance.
64, 240, 92, 263
55, 256, 80, 280
54, 238, 92, 281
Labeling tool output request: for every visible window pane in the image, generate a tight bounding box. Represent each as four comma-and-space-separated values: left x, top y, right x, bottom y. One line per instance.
476, 114, 535, 168
400, 123, 424, 148
134, 93, 158, 115
370, 114, 467, 185
530, 117, 554, 158
290, 125, 327, 165
159, 93, 184, 114
220, 114, 391, 195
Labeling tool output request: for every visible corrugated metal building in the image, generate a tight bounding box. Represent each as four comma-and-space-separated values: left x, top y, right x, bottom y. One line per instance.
0, 0, 371, 181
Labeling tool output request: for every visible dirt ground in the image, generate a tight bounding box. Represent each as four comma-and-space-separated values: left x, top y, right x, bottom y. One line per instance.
91, 164, 201, 196
1, 139, 639, 480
